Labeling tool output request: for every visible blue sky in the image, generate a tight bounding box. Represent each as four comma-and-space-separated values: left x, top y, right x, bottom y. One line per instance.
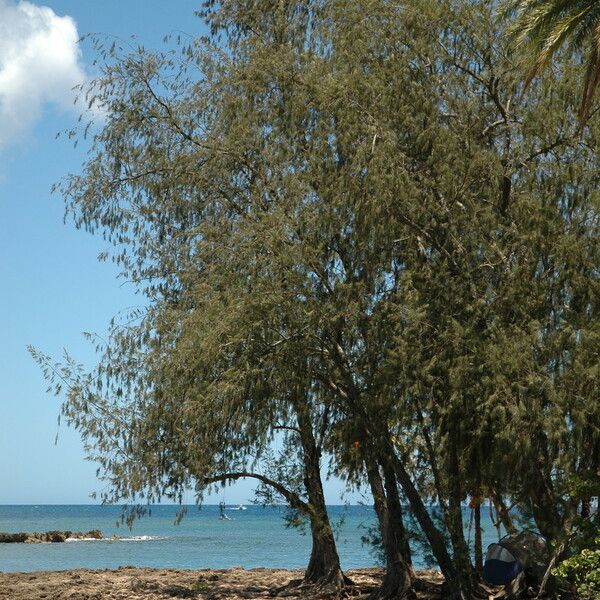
0, 1, 364, 506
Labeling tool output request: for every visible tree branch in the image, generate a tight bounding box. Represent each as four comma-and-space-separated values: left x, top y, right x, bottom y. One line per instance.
202, 471, 312, 516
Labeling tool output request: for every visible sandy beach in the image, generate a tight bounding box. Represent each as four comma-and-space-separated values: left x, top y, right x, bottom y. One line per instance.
0, 567, 451, 600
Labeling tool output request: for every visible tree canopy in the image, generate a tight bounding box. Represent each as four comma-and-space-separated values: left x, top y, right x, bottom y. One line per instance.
33, 1, 600, 598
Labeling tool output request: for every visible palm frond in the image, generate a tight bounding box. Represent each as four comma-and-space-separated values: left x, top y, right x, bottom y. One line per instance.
524, 7, 594, 88
501, 0, 600, 124
579, 21, 600, 122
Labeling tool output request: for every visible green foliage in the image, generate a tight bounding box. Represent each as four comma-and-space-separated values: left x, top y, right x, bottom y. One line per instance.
404, 507, 451, 570
553, 534, 600, 600
359, 520, 385, 567
31, 0, 600, 595
502, 0, 600, 122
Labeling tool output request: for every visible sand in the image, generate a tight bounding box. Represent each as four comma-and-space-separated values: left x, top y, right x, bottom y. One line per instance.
0, 567, 452, 600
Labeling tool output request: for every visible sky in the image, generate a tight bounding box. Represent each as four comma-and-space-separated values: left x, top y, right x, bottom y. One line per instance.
0, 0, 364, 506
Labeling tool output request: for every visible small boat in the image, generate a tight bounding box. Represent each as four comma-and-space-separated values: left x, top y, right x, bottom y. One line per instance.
229, 504, 247, 511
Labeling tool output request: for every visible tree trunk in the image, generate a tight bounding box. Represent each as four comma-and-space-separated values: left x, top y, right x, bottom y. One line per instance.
294, 397, 346, 590
304, 519, 346, 590
530, 497, 563, 543
382, 461, 413, 569
386, 443, 458, 586
446, 432, 474, 599
474, 498, 483, 576
366, 458, 414, 600
492, 492, 516, 535
527, 433, 563, 541
302, 481, 345, 590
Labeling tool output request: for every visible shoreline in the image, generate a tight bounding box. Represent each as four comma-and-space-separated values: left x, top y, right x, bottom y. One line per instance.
0, 566, 448, 599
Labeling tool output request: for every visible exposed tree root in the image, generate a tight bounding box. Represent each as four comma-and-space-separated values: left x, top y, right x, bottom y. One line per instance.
270, 569, 355, 598
366, 573, 415, 600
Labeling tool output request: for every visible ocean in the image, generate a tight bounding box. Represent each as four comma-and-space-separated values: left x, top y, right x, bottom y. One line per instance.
0, 504, 503, 573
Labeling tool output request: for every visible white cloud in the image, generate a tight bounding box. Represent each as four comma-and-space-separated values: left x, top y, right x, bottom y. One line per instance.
0, 0, 85, 149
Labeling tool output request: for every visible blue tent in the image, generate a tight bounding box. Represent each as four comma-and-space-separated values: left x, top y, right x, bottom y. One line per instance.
483, 531, 547, 587
483, 542, 523, 585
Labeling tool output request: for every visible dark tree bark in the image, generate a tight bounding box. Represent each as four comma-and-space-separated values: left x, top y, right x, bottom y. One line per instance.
492, 492, 516, 535
318, 370, 454, 591
366, 457, 414, 600
387, 445, 457, 586
530, 486, 563, 540
304, 519, 345, 589
526, 433, 563, 541
382, 461, 412, 569
445, 428, 474, 599
293, 396, 347, 590
474, 499, 483, 576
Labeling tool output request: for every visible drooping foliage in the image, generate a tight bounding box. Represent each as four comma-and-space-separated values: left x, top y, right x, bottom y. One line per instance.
32, 1, 600, 598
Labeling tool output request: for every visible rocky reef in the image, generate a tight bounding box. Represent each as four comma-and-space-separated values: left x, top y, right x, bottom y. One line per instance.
0, 530, 103, 543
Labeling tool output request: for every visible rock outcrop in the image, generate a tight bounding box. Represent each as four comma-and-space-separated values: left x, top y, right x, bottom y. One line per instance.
0, 530, 103, 543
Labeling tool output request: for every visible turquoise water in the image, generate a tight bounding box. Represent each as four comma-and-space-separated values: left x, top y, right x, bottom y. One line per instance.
0, 505, 503, 573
